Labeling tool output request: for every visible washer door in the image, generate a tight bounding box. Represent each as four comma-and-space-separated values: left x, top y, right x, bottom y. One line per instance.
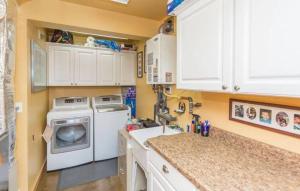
51, 117, 90, 154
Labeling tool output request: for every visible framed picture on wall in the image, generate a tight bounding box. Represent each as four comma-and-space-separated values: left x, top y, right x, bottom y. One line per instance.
144, 45, 147, 73
137, 51, 143, 78
229, 99, 300, 139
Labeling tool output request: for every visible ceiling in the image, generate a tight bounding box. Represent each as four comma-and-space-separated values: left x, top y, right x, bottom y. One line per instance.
61, 0, 168, 21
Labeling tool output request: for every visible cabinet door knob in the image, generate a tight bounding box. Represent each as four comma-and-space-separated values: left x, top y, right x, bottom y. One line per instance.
222, 85, 228, 90
162, 165, 169, 174
234, 86, 240, 91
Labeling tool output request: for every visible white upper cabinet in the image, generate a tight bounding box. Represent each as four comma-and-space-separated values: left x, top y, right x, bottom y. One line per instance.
97, 50, 116, 86
119, 52, 136, 86
234, 0, 300, 97
74, 48, 97, 86
175, 0, 300, 97
48, 43, 136, 86
48, 45, 74, 86
177, 0, 233, 92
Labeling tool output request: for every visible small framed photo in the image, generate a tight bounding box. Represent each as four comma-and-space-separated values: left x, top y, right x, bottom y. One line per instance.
144, 45, 147, 73
229, 99, 300, 139
137, 51, 143, 78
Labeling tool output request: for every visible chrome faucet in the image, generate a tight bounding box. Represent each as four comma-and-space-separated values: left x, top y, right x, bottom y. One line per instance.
157, 113, 177, 134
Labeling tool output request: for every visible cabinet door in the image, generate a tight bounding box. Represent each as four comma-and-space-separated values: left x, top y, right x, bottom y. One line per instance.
48, 45, 74, 86
177, 0, 233, 92
119, 52, 136, 86
235, 0, 300, 97
74, 48, 97, 86
97, 50, 117, 86
148, 163, 176, 191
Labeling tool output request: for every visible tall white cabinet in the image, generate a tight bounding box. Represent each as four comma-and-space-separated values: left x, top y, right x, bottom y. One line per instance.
48, 43, 136, 86
173, 0, 300, 97
234, 0, 300, 96
177, 0, 233, 92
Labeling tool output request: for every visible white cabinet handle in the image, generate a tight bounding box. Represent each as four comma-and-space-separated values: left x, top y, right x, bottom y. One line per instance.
162, 165, 169, 174
234, 86, 240, 91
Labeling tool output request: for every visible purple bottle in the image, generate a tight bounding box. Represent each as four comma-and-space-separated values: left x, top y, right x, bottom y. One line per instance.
201, 120, 210, 137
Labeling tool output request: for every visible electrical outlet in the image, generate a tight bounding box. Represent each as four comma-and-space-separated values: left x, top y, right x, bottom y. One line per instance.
15, 102, 22, 113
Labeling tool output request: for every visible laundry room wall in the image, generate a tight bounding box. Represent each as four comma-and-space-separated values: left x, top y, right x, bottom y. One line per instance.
15, 1, 160, 190
15, 17, 49, 191
136, 18, 300, 156
27, 22, 49, 191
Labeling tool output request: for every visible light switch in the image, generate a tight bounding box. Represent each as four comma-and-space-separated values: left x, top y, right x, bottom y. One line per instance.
15, 102, 22, 113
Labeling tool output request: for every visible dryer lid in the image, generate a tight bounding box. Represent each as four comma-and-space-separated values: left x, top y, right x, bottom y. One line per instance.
96, 104, 128, 113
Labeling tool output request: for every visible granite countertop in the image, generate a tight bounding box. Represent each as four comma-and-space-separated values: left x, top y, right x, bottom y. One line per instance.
147, 128, 300, 191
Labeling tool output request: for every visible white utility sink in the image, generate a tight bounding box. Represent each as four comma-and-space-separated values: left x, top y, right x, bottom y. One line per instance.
129, 126, 181, 172
129, 126, 181, 150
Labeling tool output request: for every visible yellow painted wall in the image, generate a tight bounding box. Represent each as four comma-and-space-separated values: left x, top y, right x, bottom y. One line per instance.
15, 6, 29, 191
136, 18, 300, 155
136, 76, 300, 155
19, 0, 160, 39
15, 1, 160, 191
15, 16, 49, 191
27, 23, 48, 191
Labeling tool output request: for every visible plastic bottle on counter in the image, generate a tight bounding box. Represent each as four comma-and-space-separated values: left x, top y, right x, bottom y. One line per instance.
191, 120, 195, 133
186, 124, 190, 133
201, 120, 210, 137
192, 114, 201, 134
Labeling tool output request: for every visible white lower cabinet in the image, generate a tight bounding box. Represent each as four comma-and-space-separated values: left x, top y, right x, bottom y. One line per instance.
148, 163, 176, 191
148, 148, 198, 191
48, 43, 136, 86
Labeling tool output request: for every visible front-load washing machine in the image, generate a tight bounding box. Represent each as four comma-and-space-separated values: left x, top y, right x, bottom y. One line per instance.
47, 97, 93, 171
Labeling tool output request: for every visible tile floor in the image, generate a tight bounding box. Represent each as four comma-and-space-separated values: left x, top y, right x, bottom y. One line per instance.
37, 171, 124, 191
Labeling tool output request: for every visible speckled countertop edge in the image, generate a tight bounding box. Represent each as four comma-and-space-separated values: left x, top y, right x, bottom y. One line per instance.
147, 127, 300, 191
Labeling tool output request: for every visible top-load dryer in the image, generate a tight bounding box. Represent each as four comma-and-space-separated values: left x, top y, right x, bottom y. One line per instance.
92, 95, 131, 161
47, 97, 93, 171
